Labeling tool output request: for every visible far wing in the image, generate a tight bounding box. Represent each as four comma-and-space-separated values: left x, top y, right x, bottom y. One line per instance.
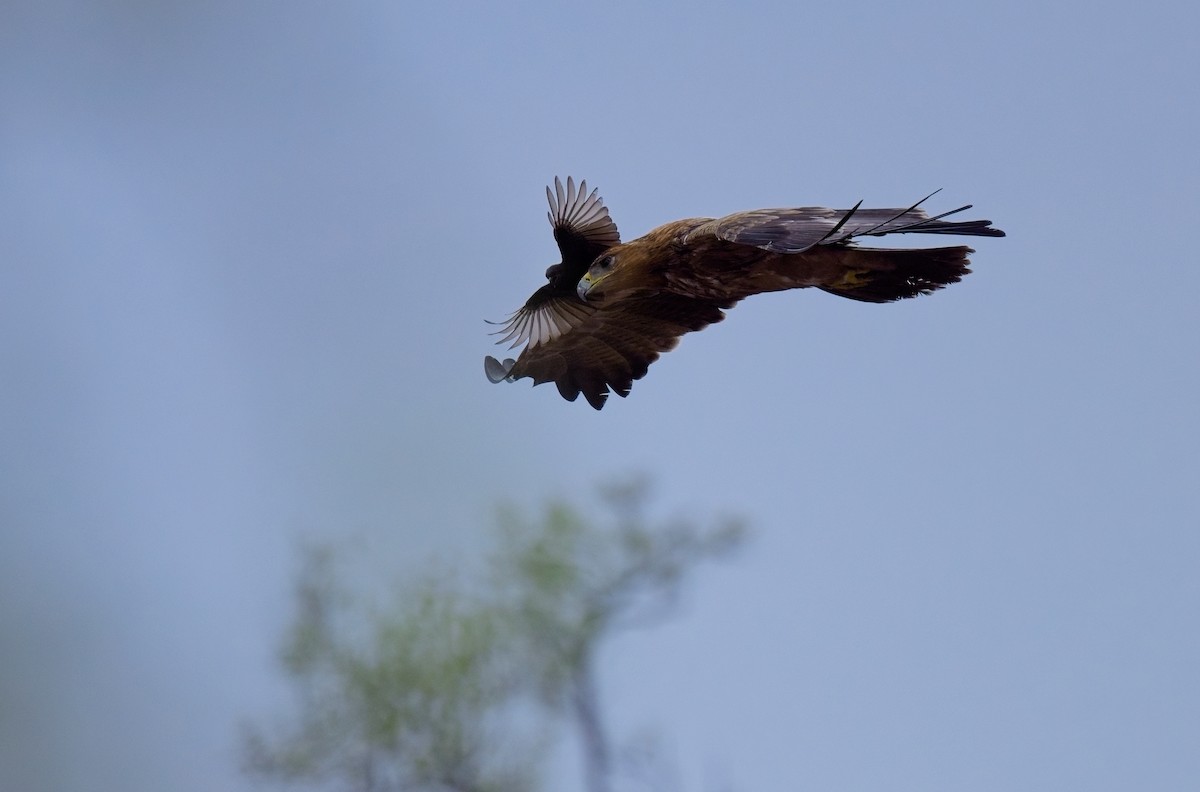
700, 194, 1003, 254
548, 176, 621, 275
502, 293, 732, 409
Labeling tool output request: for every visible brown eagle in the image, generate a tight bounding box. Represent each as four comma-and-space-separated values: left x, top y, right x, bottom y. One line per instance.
485, 177, 1004, 409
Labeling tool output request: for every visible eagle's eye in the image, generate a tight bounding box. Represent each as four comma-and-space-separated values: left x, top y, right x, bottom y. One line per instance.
597, 255, 615, 271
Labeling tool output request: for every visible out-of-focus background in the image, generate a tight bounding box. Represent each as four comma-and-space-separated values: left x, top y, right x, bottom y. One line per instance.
2, 2, 1198, 791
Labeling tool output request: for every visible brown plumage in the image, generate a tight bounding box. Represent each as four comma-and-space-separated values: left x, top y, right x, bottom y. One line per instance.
485, 177, 1004, 409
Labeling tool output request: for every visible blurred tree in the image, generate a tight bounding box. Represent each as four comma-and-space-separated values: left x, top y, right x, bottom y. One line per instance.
494, 479, 744, 792
243, 479, 745, 792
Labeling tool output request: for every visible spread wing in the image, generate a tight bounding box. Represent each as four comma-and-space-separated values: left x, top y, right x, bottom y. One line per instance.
487, 286, 595, 350
548, 176, 620, 275
485, 293, 732, 409
487, 177, 621, 351
701, 193, 1005, 254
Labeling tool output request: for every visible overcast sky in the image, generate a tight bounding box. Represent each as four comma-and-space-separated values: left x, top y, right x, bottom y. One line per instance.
2, 1, 1198, 791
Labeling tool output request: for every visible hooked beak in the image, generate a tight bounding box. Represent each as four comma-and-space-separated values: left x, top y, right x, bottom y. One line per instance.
576, 272, 594, 302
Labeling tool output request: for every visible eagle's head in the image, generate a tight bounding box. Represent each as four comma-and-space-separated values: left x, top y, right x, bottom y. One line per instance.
576, 254, 615, 302
577, 227, 674, 303
577, 252, 649, 304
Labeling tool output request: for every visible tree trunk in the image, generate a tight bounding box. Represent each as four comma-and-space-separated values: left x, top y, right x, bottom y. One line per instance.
570, 660, 612, 792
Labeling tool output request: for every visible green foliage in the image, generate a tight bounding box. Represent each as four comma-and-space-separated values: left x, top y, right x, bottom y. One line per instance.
493, 480, 744, 710
243, 480, 745, 792
244, 553, 536, 792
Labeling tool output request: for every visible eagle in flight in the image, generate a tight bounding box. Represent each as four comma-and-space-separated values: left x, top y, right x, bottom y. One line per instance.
485, 177, 1004, 409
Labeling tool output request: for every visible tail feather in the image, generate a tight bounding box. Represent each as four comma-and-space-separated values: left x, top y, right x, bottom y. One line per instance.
818, 246, 973, 303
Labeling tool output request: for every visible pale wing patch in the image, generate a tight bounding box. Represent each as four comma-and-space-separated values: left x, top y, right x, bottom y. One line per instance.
701, 207, 848, 253
546, 176, 620, 249
488, 297, 595, 350
703, 192, 995, 254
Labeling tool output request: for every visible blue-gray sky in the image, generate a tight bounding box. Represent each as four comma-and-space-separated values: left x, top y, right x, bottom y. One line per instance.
2, 2, 1198, 791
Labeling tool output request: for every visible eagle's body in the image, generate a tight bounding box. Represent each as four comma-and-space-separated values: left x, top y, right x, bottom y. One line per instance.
486, 177, 1004, 409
